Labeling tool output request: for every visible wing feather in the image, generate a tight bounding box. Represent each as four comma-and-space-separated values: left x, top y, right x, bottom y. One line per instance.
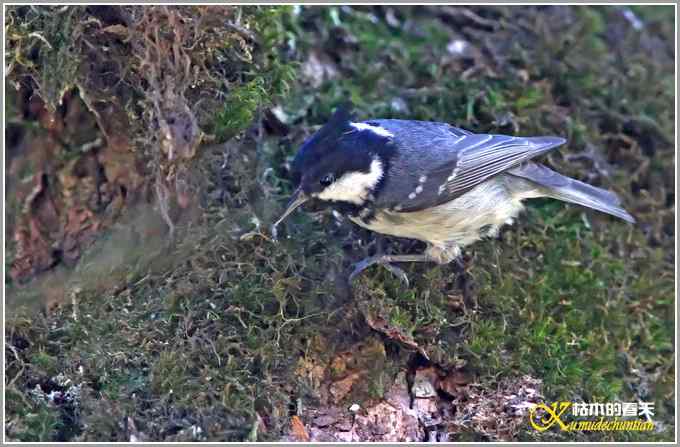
362, 120, 566, 213
400, 134, 566, 212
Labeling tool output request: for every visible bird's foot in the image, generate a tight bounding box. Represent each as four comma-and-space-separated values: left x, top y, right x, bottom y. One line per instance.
349, 255, 410, 286
381, 263, 410, 286
349, 253, 433, 285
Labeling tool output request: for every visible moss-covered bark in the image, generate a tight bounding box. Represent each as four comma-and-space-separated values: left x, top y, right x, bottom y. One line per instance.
5, 5, 674, 442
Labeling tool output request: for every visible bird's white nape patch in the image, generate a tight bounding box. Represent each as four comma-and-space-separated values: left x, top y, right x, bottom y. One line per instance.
350, 122, 394, 138
317, 158, 384, 204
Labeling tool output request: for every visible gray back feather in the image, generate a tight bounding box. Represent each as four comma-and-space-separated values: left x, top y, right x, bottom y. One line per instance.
369, 119, 566, 212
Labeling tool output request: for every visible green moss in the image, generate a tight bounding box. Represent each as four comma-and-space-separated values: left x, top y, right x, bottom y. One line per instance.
5, 6, 82, 111
215, 80, 266, 140
463, 205, 673, 440
5, 4, 674, 442
15, 404, 63, 442
30, 351, 59, 376
213, 7, 296, 141
514, 86, 545, 111
150, 351, 192, 397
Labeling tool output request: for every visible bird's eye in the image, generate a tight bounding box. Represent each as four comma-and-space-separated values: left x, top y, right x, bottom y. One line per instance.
320, 174, 335, 187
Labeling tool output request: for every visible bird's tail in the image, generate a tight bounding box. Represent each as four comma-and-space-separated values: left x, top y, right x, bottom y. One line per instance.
508, 163, 635, 223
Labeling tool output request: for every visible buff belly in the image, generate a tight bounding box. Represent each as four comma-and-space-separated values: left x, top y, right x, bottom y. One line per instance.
349, 175, 534, 252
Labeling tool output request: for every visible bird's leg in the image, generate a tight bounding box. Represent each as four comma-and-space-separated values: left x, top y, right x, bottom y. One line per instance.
349, 253, 432, 286
349, 243, 464, 285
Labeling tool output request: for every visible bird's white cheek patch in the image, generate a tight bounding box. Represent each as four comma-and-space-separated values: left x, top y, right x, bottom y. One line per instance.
318, 158, 383, 204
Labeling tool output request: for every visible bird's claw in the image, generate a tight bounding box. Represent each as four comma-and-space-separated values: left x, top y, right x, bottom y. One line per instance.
349, 257, 410, 286
382, 263, 410, 287
348, 258, 372, 283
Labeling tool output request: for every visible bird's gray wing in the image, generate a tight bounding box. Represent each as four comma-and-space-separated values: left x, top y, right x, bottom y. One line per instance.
383, 133, 566, 212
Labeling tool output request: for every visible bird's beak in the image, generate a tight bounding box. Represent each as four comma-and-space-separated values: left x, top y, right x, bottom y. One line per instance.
272, 187, 309, 237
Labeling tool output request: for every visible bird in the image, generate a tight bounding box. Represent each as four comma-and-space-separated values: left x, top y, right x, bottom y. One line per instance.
272, 105, 635, 284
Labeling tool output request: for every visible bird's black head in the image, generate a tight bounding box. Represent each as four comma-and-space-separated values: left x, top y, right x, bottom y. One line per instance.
274, 105, 394, 228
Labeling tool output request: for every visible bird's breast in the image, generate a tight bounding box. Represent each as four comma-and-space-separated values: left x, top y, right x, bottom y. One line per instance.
348, 176, 526, 247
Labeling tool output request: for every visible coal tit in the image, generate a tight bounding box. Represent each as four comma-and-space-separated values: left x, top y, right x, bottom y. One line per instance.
273, 106, 635, 284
